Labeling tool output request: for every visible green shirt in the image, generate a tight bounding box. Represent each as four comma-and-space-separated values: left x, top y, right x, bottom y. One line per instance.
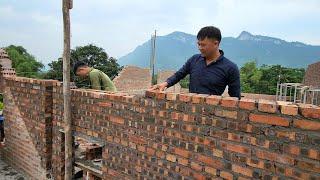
88, 68, 117, 92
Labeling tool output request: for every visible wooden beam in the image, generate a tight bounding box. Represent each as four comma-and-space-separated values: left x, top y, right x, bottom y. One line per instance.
62, 0, 73, 179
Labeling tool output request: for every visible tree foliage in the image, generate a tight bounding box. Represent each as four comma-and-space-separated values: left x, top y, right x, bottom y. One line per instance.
44, 44, 122, 87
240, 61, 305, 94
5, 45, 44, 78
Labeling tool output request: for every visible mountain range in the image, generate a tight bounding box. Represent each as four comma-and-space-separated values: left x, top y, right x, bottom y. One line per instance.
118, 31, 320, 70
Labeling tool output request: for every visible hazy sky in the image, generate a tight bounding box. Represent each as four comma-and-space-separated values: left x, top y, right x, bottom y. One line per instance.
1, 0, 319, 65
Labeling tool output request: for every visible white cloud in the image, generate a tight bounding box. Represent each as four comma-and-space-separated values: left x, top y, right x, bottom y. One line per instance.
0, 0, 320, 65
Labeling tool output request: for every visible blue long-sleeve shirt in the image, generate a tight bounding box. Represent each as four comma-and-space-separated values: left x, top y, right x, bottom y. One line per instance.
166, 50, 241, 98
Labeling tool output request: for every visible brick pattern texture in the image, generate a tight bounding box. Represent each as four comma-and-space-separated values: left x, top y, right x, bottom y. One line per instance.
1, 76, 320, 180
1, 77, 57, 179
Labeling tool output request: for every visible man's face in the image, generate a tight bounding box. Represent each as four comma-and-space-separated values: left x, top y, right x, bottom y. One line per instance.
197, 38, 219, 58
76, 67, 89, 77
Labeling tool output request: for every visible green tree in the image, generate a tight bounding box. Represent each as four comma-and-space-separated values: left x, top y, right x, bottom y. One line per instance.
5, 45, 44, 78
44, 44, 122, 87
240, 61, 305, 95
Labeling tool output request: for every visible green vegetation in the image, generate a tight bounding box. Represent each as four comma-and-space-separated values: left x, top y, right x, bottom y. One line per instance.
5, 45, 44, 78
44, 44, 122, 88
240, 61, 305, 94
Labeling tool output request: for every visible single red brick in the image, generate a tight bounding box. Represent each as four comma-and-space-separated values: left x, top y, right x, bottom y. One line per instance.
246, 158, 264, 169
255, 149, 294, 165
197, 155, 224, 169
178, 93, 194, 102
221, 97, 239, 108
146, 148, 155, 156
296, 160, 320, 173
276, 131, 296, 141
166, 92, 178, 101
258, 99, 278, 113
309, 149, 320, 160
298, 103, 320, 119
156, 91, 166, 100
232, 164, 253, 177
283, 144, 300, 156
178, 157, 189, 166
277, 101, 298, 115
192, 94, 209, 104
214, 109, 238, 119
173, 147, 192, 158
192, 172, 206, 180
109, 115, 125, 125
249, 113, 290, 127
145, 90, 156, 98
166, 154, 177, 162
206, 95, 221, 105
220, 171, 233, 180
239, 98, 256, 110
293, 119, 320, 131
204, 166, 217, 175
220, 141, 251, 155
191, 162, 203, 171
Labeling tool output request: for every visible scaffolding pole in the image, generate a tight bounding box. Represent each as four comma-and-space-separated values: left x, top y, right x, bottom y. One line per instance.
62, 0, 73, 179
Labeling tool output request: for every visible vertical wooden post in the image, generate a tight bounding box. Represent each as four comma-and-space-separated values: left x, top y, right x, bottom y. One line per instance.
62, 0, 72, 179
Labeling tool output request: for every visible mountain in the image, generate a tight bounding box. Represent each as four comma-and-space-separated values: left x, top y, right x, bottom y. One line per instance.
118, 31, 320, 70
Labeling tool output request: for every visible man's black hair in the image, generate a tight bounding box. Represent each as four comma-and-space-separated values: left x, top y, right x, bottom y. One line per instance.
197, 26, 221, 42
73, 61, 87, 74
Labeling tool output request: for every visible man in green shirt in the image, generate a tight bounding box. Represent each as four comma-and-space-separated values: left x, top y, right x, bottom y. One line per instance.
73, 61, 117, 92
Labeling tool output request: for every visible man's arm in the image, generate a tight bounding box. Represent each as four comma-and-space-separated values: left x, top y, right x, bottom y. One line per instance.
166, 56, 193, 88
228, 66, 241, 99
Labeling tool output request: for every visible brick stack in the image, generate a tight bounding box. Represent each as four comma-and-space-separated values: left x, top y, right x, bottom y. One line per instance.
0, 68, 16, 93
112, 66, 151, 94
51, 87, 320, 179
1, 77, 57, 179
303, 61, 320, 88
157, 70, 181, 93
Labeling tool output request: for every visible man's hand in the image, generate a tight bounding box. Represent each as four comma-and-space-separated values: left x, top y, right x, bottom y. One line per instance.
149, 82, 168, 91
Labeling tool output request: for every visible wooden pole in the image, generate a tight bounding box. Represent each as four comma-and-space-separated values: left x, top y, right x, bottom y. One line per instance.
62, 0, 72, 179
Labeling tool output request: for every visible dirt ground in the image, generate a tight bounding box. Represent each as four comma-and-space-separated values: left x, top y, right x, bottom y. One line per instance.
0, 144, 26, 180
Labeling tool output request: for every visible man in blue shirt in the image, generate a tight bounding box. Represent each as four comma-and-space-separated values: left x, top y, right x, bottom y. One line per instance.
150, 26, 241, 98
0, 110, 4, 143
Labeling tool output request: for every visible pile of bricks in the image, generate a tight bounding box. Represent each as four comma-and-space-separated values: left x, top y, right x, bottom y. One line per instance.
303, 61, 320, 87
2, 76, 320, 179
113, 66, 151, 94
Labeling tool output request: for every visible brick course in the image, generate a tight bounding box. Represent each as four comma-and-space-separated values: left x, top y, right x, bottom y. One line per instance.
1, 77, 319, 180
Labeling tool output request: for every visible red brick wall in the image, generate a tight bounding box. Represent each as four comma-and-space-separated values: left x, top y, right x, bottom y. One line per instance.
1, 77, 57, 179
0, 68, 16, 93
2, 76, 320, 179
51, 87, 320, 179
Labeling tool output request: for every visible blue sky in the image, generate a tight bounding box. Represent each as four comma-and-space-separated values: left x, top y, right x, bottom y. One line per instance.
0, 0, 320, 65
